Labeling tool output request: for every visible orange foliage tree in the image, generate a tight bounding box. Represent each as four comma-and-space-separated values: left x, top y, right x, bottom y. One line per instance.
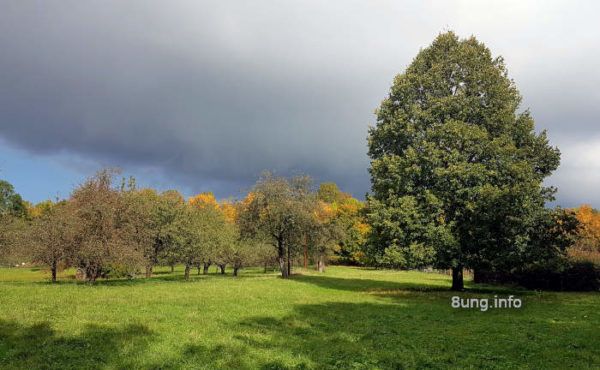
570, 205, 600, 264
316, 183, 369, 265
188, 192, 220, 210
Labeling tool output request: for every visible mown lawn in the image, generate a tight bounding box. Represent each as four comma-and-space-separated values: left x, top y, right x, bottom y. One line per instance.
0, 265, 598, 369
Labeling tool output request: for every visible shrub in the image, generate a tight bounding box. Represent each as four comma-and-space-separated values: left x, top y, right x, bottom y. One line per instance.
474, 262, 600, 291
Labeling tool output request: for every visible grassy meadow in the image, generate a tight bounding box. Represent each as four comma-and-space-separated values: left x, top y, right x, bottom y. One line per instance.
0, 265, 598, 369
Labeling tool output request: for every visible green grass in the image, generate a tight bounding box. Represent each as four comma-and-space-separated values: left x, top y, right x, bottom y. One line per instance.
0, 265, 598, 369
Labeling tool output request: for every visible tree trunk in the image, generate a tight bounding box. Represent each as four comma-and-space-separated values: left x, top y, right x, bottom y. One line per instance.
88, 267, 98, 284
304, 247, 307, 268
184, 265, 191, 280
278, 240, 289, 278
279, 255, 288, 278
197, 266, 201, 275
263, 263, 268, 273
219, 264, 226, 274
287, 244, 291, 276
234, 266, 240, 276
51, 261, 57, 282
145, 265, 153, 278
473, 269, 481, 284
86, 265, 98, 284
203, 262, 210, 275
451, 266, 464, 291
317, 256, 324, 273
170, 264, 175, 273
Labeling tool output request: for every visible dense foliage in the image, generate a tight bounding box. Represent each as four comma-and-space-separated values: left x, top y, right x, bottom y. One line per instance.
366, 32, 576, 290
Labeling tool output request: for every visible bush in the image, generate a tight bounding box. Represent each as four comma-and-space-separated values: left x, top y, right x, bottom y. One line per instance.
474, 262, 600, 291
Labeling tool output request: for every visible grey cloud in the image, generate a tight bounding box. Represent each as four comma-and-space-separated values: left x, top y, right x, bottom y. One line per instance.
1, 1, 599, 205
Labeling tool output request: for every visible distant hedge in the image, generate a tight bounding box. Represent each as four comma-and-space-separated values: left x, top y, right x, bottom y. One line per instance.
474, 262, 600, 291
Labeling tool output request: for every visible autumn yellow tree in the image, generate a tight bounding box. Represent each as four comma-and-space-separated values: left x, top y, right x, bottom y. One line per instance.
221, 199, 238, 224
306, 200, 342, 272
570, 205, 600, 264
316, 183, 369, 265
189, 192, 220, 210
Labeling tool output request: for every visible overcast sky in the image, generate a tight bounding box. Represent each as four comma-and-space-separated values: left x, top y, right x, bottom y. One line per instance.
1, 1, 599, 207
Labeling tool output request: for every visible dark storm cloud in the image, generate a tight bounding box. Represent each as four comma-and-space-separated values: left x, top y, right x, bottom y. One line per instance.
1, 1, 599, 205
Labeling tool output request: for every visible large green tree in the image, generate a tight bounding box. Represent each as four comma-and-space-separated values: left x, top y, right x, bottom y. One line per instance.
367, 32, 563, 290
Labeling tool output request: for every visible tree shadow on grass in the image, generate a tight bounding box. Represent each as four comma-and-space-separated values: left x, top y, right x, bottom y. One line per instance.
29, 275, 183, 286
230, 299, 597, 369
29, 270, 264, 286
0, 320, 153, 369
292, 274, 449, 292
84, 270, 278, 286
232, 301, 461, 369
292, 274, 533, 296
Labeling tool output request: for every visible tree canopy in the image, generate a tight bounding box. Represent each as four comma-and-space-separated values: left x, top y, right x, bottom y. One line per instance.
366, 31, 570, 290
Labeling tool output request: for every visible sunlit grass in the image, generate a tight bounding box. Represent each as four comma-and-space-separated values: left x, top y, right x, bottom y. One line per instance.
0, 265, 598, 369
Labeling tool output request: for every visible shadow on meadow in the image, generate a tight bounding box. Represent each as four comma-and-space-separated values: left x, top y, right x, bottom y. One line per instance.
27, 267, 279, 286
227, 299, 595, 369
1, 271, 595, 369
142, 302, 420, 369
0, 320, 153, 369
291, 273, 532, 297
157, 275, 545, 369
292, 273, 449, 292
228, 301, 505, 369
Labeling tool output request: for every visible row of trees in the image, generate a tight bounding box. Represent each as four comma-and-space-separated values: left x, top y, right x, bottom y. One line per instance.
0, 170, 368, 283
1, 164, 595, 288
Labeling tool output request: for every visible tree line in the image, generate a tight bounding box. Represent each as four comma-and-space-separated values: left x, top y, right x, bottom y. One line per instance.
0, 170, 368, 283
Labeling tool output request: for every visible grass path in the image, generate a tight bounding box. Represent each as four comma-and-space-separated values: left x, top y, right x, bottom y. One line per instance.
0, 266, 598, 369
